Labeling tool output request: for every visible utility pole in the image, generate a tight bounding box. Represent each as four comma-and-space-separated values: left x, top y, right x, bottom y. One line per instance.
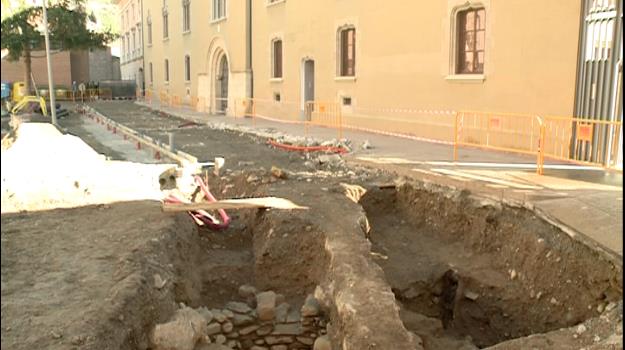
41, 0, 57, 125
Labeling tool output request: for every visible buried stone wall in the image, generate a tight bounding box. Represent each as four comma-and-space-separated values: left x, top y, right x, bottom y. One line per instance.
151, 287, 330, 350
252, 185, 423, 350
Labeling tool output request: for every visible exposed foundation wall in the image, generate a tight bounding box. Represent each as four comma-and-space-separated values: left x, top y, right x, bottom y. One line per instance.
252, 0, 581, 120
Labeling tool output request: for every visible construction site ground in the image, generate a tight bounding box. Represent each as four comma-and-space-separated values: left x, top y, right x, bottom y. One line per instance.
138, 100, 623, 257
1, 101, 623, 350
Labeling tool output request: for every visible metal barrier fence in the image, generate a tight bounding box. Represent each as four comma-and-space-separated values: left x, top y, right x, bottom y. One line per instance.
39, 88, 113, 102
141, 89, 205, 112
159, 91, 170, 106
542, 116, 622, 171
234, 98, 343, 139
453, 111, 545, 174
305, 101, 343, 138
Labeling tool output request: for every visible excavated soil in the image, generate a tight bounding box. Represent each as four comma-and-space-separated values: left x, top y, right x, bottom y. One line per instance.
360, 182, 623, 349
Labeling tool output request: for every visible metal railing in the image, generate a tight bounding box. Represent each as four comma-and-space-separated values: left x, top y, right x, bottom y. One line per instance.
453, 111, 546, 174
234, 98, 343, 139
38, 88, 113, 102
542, 116, 622, 171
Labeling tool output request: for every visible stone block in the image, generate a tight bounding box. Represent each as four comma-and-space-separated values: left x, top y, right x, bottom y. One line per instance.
256, 291, 277, 321
226, 302, 252, 314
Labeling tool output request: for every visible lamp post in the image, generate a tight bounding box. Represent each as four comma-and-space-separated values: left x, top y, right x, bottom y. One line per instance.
41, 0, 57, 125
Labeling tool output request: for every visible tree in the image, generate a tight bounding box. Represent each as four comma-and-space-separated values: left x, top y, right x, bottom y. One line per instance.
1, 0, 117, 94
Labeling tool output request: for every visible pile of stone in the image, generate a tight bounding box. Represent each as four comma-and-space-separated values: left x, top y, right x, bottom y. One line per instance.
150, 285, 331, 350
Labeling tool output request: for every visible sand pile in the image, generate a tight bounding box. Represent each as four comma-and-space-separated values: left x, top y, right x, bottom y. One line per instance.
1, 123, 176, 213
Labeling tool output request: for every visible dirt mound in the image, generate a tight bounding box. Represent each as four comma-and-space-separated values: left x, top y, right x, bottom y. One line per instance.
1, 123, 175, 213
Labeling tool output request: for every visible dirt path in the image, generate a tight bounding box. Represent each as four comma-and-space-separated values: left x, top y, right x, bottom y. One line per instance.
1, 202, 197, 350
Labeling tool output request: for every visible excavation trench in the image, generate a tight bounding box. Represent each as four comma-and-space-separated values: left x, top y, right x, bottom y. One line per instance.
141, 174, 334, 350
359, 181, 623, 349
133, 170, 623, 350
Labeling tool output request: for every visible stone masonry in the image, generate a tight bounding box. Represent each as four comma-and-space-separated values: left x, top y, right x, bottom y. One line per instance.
150, 285, 330, 350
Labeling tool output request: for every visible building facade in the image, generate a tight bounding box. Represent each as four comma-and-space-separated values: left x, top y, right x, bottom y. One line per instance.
140, 0, 622, 147
142, 0, 251, 114
117, 0, 145, 90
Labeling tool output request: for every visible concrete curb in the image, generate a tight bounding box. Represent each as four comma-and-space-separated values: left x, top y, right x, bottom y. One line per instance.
81, 105, 198, 166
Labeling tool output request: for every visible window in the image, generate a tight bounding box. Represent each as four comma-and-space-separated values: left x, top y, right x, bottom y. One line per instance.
212, 0, 226, 21
456, 8, 485, 74
163, 8, 169, 39
149, 62, 153, 84
184, 55, 191, 81
585, 0, 617, 62
132, 30, 136, 53
147, 14, 152, 45
137, 26, 142, 52
121, 39, 126, 61
342, 97, 352, 106
182, 0, 191, 32
338, 27, 356, 77
164, 59, 169, 82
273, 92, 281, 102
590, 0, 617, 12
271, 39, 283, 78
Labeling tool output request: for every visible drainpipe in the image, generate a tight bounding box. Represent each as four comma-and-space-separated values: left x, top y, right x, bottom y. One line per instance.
246, 0, 253, 98
140, 0, 145, 96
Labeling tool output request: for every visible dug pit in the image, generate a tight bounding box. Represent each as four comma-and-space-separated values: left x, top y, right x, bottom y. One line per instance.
360, 181, 623, 349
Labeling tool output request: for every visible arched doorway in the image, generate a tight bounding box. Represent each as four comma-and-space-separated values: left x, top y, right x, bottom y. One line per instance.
215, 54, 229, 114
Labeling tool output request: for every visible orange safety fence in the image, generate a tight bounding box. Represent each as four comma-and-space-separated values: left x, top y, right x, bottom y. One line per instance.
542, 116, 622, 171
189, 96, 206, 112
305, 101, 343, 138
159, 91, 170, 106
145, 89, 153, 103
234, 98, 343, 140
454, 111, 545, 174
171, 95, 182, 108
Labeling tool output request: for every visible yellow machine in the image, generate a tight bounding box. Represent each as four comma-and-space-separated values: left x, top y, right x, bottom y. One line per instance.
11, 81, 27, 103
10, 95, 47, 116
